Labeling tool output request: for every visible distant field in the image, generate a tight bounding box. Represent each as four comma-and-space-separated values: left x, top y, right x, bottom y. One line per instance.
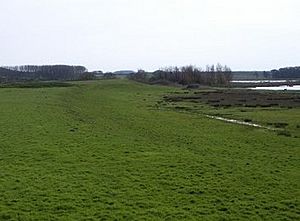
0, 79, 299, 220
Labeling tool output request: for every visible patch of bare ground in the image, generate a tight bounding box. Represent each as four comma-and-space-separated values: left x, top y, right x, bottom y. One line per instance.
164, 90, 300, 108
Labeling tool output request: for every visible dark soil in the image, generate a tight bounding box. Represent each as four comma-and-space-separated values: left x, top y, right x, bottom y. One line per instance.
164, 90, 300, 108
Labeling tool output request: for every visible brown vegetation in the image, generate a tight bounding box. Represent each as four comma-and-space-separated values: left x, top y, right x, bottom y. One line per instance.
153, 64, 232, 86
164, 90, 300, 108
128, 64, 232, 86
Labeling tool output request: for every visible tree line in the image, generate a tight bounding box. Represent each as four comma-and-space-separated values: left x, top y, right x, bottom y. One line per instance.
0, 65, 89, 82
129, 64, 232, 86
271, 67, 300, 79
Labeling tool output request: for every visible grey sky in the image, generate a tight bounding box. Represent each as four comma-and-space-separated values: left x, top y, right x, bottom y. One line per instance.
1, 0, 299, 71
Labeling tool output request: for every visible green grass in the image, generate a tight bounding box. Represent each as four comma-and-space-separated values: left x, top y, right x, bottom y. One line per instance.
0, 79, 299, 220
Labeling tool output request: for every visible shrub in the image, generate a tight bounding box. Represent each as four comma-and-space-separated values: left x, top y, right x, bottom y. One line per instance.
273, 122, 288, 128
277, 130, 291, 137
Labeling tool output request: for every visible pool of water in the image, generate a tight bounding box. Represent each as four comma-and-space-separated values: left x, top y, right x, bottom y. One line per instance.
251, 85, 300, 91
232, 80, 298, 83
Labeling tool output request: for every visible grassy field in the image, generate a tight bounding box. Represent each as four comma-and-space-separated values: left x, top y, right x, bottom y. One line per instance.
0, 79, 299, 220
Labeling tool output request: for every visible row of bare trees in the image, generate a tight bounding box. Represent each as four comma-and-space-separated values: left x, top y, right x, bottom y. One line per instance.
154, 64, 232, 85
1, 65, 88, 81
3, 65, 87, 74
129, 64, 232, 86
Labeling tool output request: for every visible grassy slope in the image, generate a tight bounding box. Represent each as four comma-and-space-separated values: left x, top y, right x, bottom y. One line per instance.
0, 80, 299, 220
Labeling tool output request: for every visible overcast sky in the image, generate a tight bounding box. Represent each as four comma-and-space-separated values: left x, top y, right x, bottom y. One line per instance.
1, 0, 299, 71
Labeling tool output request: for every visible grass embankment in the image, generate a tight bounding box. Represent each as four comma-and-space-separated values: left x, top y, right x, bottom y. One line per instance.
0, 80, 299, 220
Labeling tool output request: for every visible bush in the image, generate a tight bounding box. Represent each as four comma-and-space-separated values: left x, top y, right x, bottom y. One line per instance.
273, 122, 289, 128
103, 73, 117, 79
277, 130, 292, 137
78, 72, 96, 81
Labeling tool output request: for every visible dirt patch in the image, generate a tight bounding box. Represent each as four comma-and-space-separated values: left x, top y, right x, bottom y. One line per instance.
164, 90, 300, 108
